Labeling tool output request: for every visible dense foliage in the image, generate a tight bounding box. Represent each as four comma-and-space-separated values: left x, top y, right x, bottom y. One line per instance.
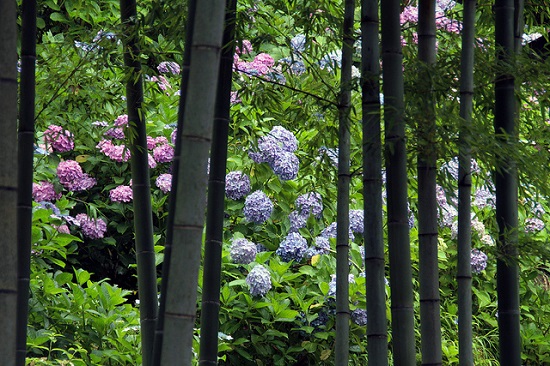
19, 0, 550, 364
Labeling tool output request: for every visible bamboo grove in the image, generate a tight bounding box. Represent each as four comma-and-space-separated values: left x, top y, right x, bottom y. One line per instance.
2, 0, 550, 364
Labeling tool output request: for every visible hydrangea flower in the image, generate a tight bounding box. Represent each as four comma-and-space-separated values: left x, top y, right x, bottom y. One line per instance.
109, 185, 133, 203
97, 139, 131, 162
225, 171, 251, 200
114, 114, 129, 127
148, 154, 157, 169
471, 249, 488, 274
349, 210, 364, 233
351, 309, 368, 326
147, 136, 157, 150
525, 218, 544, 232
276, 232, 308, 262
105, 127, 125, 139
320, 222, 354, 241
153, 144, 174, 163
295, 192, 323, 218
43, 125, 74, 152
157, 61, 181, 75
328, 274, 355, 297
271, 152, 299, 180
305, 236, 331, 258
229, 238, 257, 264
32, 181, 61, 202
75, 213, 107, 240
244, 190, 273, 223
235, 40, 253, 55
288, 210, 308, 232
156, 174, 172, 193
291, 34, 306, 53
55, 224, 71, 234
57, 160, 97, 191
246, 265, 272, 297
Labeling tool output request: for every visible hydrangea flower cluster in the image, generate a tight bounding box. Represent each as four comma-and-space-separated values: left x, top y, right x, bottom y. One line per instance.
43, 125, 74, 152
156, 174, 172, 193
320, 221, 355, 241
295, 192, 323, 218
157, 61, 181, 75
288, 210, 308, 232
225, 171, 251, 200
109, 185, 133, 203
229, 238, 258, 264
276, 232, 308, 262
97, 139, 131, 162
152, 143, 174, 163
349, 209, 364, 234
249, 126, 299, 181
351, 308, 368, 326
235, 40, 253, 55
57, 160, 97, 192
246, 265, 272, 297
234, 52, 275, 76
32, 181, 61, 202
304, 236, 331, 258
525, 217, 545, 232
328, 274, 355, 297
471, 249, 488, 274
75, 213, 107, 240
244, 190, 273, 223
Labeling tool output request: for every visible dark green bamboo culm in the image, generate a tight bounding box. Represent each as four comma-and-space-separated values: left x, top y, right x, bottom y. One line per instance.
494, 0, 521, 365
199, 0, 237, 364
361, 0, 388, 363
457, 1, 476, 365
417, 1, 442, 364
16, 0, 37, 365
119, 2, 158, 365
159, 0, 227, 364
0, 1, 19, 364
380, 0, 416, 364
151, 1, 196, 364
335, 0, 355, 364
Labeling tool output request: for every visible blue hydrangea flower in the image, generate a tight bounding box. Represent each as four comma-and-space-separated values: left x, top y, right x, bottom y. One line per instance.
244, 191, 273, 224
471, 249, 488, 274
271, 151, 299, 180
289, 210, 308, 232
246, 265, 272, 297
328, 274, 355, 297
351, 309, 368, 326
305, 236, 331, 258
349, 209, 364, 233
256, 243, 269, 253
291, 34, 306, 53
320, 222, 354, 241
295, 192, 323, 218
269, 126, 298, 153
225, 171, 251, 200
229, 238, 257, 264
280, 57, 306, 75
276, 232, 308, 262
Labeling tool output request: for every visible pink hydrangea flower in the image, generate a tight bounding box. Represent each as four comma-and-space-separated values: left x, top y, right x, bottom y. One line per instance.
109, 185, 133, 203
153, 144, 174, 163
157, 61, 181, 75
155, 136, 169, 145
148, 154, 157, 169
43, 125, 74, 152
55, 224, 71, 234
32, 181, 61, 202
104, 127, 125, 139
56, 160, 96, 192
236, 40, 253, 55
75, 213, 107, 239
147, 136, 157, 150
171, 129, 177, 145
156, 174, 172, 193
97, 139, 131, 162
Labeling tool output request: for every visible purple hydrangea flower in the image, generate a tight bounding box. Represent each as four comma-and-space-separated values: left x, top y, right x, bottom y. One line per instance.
157, 61, 181, 75
246, 265, 272, 297
170, 129, 177, 145
471, 249, 488, 274
289, 210, 308, 232
269, 126, 298, 153
473, 187, 496, 209
109, 185, 133, 203
57, 160, 97, 192
225, 171, 251, 200
525, 218, 544, 232
114, 114, 129, 127
244, 190, 273, 223
230, 238, 258, 264
75, 213, 107, 240
291, 34, 306, 53
249, 126, 298, 165
305, 236, 331, 258
235, 40, 253, 55
276, 232, 308, 262
147, 136, 157, 150
32, 181, 61, 202
156, 174, 172, 193
271, 152, 299, 180
105, 127, 125, 139
43, 125, 75, 152
153, 144, 174, 163
351, 309, 368, 326
295, 192, 323, 218
148, 154, 157, 169
349, 209, 364, 233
